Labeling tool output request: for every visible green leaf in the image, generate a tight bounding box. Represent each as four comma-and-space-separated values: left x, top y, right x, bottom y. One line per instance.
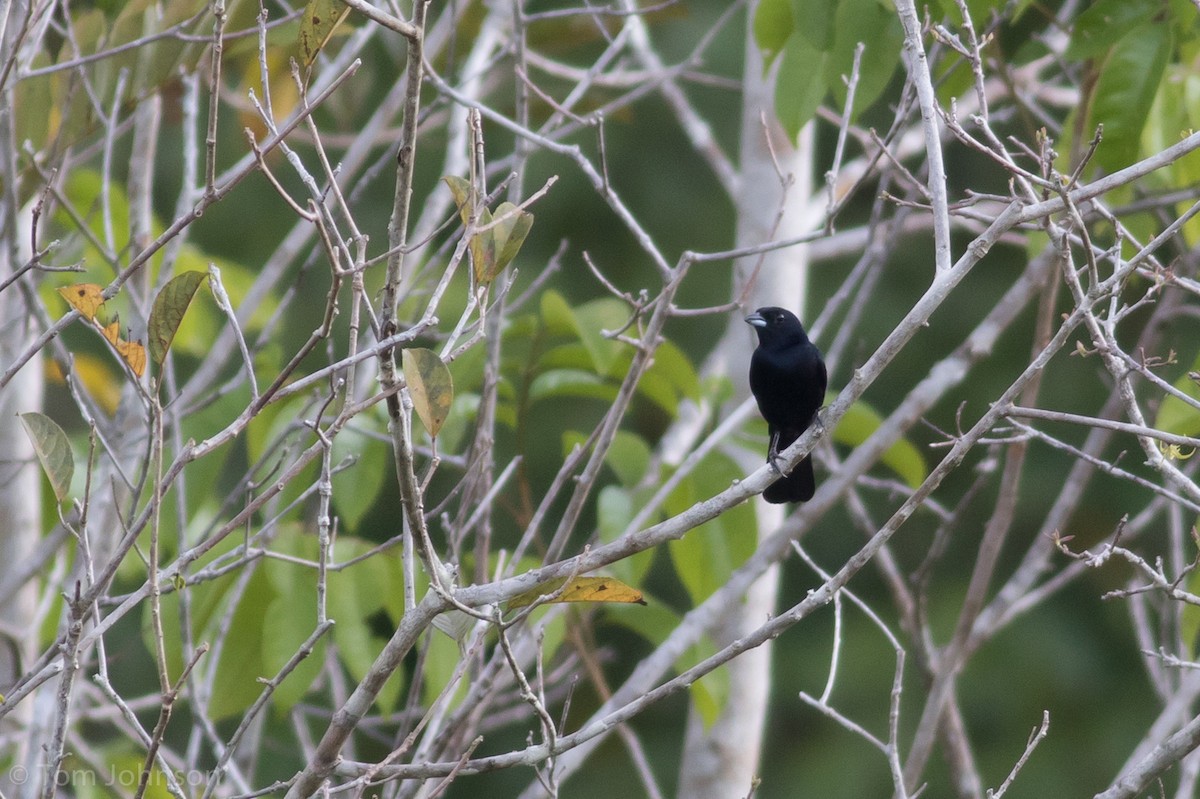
635, 339, 701, 415
573, 298, 628, 374
112, 0, 193, 81
934, 52, 976, 107
649, 339, 700, 401
688, 659, 729, 728
403, 347, 454, 437
826, 0, 904, 116
604, 430, 651, 487
1066, 0, 1162, 60
833, 396, 927, 489
245, 393, 304, 468
1155, 353, 1200, 437
141, 531, 244, 681
754, 0, 794, 66
173, 252, 278, 354
328, 546, 406, 713
774, 32, 828, 140
148, 270, 208, 371
489, 201, 534, 279
208, 568, 274, 720
19, 412, 74, 503
667, 452, 757, 605
262, 562, 325, 710
608, 599, 727, 726
338, 535, 409, 624
59, 170, 133, 269
297, 0, 351, 66
332, 424, 389, 532
793, 0, 834, 51
539, 342, 599, 371
537, 293, 626, 374
1091, 22, 1172, 172
598, 483, 634, 541
539, 290, 578, 336
597, 484, 656, 586
560, 427, 651, 488
1183, 561, 1200, 657
1139, 61, 1200, 227
530, 369, 614, 403
422, 624, 467, 706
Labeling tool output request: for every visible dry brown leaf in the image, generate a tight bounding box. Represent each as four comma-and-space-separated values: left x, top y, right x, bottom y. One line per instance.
507, 576, 646, 610
57, 283, 106, 321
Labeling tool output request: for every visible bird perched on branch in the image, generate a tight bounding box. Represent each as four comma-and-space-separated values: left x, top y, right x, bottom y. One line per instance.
745, 307, 827, 503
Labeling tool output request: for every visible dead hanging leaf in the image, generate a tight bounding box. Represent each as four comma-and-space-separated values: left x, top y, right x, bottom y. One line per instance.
443, 175, 493, 280
507, 576, 647, 611
441, 176, 534, 285
115, 336, 147, 378
100, 320, 120, 346
442, 175, 475, 222
99, 319, 146, 378
239, 49, 301, 140
58, 286, 146, 379
402, 347, 453, 438
57, 283, 106, 321
432, 609, 477, 642
149, 271, 208, 370
470, 206, 498, 284
18, 412, 74, 503
298, 0, 352, 67
489, 201, 533, 276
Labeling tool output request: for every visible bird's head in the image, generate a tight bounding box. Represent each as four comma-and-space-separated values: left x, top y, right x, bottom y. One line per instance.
745, 306, 808, 345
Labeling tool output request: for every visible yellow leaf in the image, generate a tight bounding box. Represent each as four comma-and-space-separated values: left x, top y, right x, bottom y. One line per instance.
57, 283, 106, 321
47, 353, 122, 414
98, 319, 146, 378
469, 207, 498, 284
402, 347, 453, 438
507, 576, 647, 610
298, 0, 351, 67
442, 175, 474, 225
1160, 441, 1197, 461
239, 49, 301, 139
114, 336, 146, 378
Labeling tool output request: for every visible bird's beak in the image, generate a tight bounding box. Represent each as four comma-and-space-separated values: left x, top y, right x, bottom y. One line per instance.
745, 312, 767, 328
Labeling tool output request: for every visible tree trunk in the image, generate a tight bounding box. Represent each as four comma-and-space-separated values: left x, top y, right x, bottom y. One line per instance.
676, 13, 814, 795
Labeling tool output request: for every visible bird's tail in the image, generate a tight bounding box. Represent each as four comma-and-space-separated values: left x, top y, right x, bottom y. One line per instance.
764, 454, 815, 504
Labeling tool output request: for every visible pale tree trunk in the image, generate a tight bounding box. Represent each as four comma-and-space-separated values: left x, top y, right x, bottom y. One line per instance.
676, 19, 816, 797
0, 301, 43, 799
0, 3, 44, 785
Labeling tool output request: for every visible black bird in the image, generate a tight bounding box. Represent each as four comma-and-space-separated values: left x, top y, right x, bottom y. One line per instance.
745, 307, 827, 503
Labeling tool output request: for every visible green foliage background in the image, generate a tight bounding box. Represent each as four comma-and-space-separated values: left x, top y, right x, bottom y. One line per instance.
17, 0, 1200, 795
